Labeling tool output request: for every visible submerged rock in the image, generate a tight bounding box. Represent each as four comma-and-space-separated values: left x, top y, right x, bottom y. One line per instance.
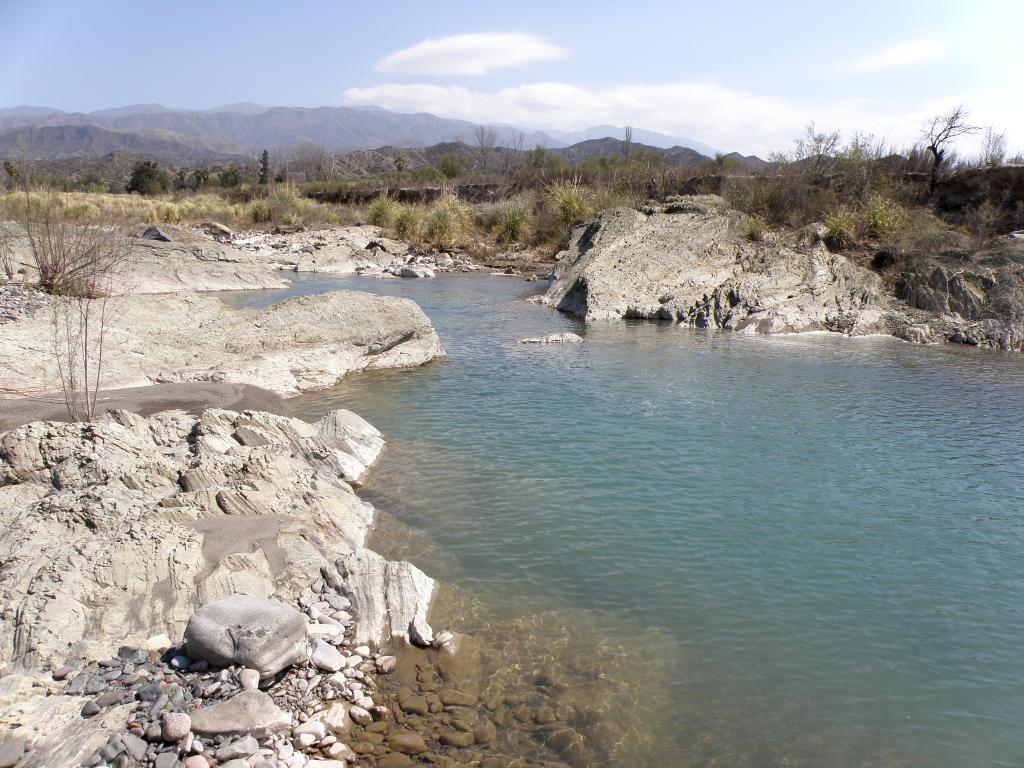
520, 332, 584, 344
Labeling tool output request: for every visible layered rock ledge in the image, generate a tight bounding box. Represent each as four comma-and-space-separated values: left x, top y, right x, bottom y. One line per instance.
540, 195, 1024, 350
0, 290, 444, 398
0, 407, 440, 766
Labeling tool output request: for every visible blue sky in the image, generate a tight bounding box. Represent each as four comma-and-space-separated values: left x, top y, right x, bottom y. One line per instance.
0, 0, 1019, 155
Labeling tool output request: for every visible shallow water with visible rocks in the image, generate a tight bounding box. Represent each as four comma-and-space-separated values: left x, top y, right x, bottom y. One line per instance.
226, 273, 1024, 767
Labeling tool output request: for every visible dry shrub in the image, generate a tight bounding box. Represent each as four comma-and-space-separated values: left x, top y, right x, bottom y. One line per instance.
393, 204, 422, 241
861, 194, 907, 240
824, 206, 858, 251
368, 195, 399, 229
425, 195, 471, 247
547, 178, 590, 231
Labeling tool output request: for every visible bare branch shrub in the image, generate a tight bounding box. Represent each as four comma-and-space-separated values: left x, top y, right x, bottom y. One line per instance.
0, 221, 14, 280
23, 189, 130, 420
978, 126, 1007, 168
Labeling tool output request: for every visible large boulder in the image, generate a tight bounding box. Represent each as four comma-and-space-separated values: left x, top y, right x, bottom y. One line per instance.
188, 690, 291, 738
184, 596, 306, 678
541, 196, 888, 335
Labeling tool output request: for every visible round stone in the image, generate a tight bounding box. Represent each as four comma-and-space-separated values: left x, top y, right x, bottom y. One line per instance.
162, 712, 192, 742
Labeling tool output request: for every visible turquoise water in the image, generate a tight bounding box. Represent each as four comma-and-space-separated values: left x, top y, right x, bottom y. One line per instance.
227, 274, 1024, 767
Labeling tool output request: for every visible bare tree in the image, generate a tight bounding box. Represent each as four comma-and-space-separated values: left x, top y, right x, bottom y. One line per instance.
623, 124, 633, 157
286, 143, 331, 183
922, 104, 979, 195
473, 125, 497, 171
978, 126, 1007, 168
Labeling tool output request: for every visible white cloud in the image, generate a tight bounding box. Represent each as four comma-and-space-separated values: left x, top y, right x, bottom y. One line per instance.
855, 40, 945, 70
376, 33, 569, 76
342, 81, 937, 155
342, 79, 1024, 157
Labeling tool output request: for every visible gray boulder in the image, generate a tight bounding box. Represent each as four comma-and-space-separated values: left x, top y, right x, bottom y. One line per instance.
184, 596, 306, 677
189, 690, 290, 738
141, 225, 174, 242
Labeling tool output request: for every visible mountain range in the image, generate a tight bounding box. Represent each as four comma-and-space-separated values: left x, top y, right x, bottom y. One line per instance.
0, 103, 730, 165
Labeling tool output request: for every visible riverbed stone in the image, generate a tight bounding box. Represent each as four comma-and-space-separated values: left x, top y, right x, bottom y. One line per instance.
161, 712, 191, 742
216, 735, 259, 761
185, 596, 306, 678
189, 690, 291, 738
387, 730, 427, 754
309, 639, 345, 672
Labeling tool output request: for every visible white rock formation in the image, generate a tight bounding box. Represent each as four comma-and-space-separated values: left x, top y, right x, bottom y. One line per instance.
0, 407, 434, 669
0, 290, 444, 397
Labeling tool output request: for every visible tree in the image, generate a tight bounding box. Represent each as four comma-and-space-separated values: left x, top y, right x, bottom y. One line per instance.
922, 104, 979, 196
473, 124, 497, 170
438, 155, 462, 179
287, 143, 330, 182
189, 167, 210, 191
394, 155, 407, 176
3, 159, 19, 190
218, 164, 242, 188
258, 149, 271, 185
126, 160, 169, 195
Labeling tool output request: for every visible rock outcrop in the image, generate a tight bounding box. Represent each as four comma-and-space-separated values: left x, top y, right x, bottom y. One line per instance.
540, 195, 1024, 351
0, 407, 435, 670
894, 235, 1024, 350
0, 289, 444, 397
541, 196, 891, 335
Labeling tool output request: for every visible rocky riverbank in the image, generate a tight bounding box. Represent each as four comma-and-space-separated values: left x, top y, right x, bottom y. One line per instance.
540, 195, 1024, 351
0, 407, 449, 767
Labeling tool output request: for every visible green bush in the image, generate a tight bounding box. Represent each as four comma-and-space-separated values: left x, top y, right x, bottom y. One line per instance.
393, 204, 422, 241
824, 206, 858, 250
368, 195, 398, 229
126, 160, 169, 196
861, 194, 907, 240
425, 194, 470, 247
437, 155, 463, 179
499, 200, 529, 243
547, 178, 589, 230
745, 213, 768, 242
249, 199, 272, 223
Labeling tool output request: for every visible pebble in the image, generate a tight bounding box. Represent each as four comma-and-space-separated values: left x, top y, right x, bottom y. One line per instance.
161, 712, 191, 742
348, 705, 372, 726
238, 668, 260, 690
216, 735, 259, 760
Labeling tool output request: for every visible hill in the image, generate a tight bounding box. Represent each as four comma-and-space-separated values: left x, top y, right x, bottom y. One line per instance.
0, 124, 242, 163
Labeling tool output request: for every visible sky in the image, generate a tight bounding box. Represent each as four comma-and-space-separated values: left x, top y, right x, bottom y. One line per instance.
0, 0, 1019, 156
